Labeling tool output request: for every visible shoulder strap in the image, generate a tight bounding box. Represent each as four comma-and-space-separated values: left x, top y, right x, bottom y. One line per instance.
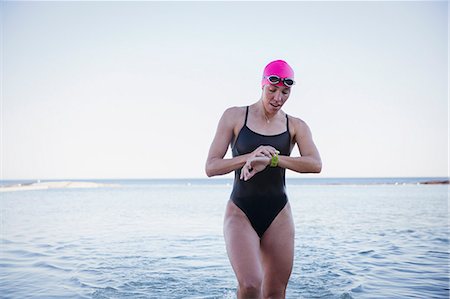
245, 106, 249, 125
286, 113, 289, 131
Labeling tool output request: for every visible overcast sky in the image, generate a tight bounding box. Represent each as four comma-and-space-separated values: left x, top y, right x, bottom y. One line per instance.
1, 1, 448, 179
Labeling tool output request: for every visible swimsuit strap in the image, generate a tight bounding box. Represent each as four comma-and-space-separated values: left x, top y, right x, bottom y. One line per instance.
286, 113, 289, 131
245, 106, 249, 125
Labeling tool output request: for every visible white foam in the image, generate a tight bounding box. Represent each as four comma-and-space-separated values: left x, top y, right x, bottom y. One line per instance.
0, 181, 119, 192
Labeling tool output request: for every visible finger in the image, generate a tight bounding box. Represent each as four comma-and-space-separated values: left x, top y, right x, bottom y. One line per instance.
262, 146, 277, 156
261, 149, 271, 158
241, 167, 247, 180
267, 148, 279, 156
241, 163, 252, 180
244, 169, 255, 181
240, 163, 246, 179
243, 162, 256, 181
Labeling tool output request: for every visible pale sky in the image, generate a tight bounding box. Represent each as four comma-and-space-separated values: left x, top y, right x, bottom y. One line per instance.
1, 1, 448, 180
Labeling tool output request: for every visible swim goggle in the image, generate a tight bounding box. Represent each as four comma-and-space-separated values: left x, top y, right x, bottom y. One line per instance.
264, 75, 295, 87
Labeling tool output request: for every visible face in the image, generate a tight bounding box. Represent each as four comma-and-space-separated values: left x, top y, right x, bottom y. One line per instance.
261, 84, 291, 113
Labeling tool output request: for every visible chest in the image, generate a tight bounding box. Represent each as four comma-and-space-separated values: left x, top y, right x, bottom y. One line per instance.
232, 126, 292, 156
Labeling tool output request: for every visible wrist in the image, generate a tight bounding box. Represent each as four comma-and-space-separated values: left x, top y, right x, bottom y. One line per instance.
270, 152, 279, 167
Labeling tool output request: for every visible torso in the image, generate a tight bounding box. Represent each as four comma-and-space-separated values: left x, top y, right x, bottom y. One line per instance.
229, 105, 293, 238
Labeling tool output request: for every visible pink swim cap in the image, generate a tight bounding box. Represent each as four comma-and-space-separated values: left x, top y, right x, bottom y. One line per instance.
261, 60, 295, 87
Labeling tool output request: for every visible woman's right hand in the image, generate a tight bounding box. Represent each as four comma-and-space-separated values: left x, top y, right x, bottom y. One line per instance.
251, 145, 279, 158
240, 156, 271, 181
239, 146, 279, 181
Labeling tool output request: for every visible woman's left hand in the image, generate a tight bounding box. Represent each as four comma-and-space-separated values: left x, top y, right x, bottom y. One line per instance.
240, 156, 270, 181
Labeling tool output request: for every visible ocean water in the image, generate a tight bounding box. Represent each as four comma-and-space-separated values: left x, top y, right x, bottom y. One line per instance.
0, 179, 448, 298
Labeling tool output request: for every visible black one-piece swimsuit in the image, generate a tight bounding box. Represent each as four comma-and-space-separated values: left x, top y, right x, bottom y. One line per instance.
230, 106, 292, 238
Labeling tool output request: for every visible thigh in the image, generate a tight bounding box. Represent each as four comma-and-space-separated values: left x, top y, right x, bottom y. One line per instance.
224, 200, 263, 283
260, 202, 295, 286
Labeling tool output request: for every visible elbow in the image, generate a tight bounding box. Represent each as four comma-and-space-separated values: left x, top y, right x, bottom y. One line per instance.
313, 161, 322, 173
205, 157, 223, 177
302, 160, 321, 174
205, 163, 215, 177
205, 169, 214, 178
298, 161, 321, 174
205, 167, 213, 178
314, 162, 322, 173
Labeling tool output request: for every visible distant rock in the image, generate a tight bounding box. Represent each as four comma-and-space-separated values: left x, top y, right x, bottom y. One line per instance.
420, 179, 449, 185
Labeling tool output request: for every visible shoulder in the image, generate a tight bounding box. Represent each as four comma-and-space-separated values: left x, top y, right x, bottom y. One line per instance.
220, 106, 246, 125
223, 106, 246, 118
287, 114, 311, 137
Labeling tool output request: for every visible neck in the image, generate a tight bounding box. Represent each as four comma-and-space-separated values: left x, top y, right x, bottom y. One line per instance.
259, 100, 275, 124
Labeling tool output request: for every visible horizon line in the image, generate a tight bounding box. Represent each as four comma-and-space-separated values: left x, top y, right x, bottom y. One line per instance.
1, 176, 449, 182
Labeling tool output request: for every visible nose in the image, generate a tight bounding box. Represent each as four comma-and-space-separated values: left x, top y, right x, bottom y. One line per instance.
274, 90, 283, 102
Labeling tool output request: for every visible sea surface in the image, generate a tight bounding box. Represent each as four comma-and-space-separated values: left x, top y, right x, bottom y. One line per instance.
0, 178, 448, 298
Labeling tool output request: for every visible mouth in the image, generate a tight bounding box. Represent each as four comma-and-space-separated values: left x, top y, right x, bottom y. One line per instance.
270, 102, 281, 108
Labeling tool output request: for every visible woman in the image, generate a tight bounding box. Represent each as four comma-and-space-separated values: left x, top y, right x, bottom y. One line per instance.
205, 60, 321, 299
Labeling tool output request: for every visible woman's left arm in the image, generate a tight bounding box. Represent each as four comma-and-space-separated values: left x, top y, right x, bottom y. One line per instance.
277, 118, 322, 173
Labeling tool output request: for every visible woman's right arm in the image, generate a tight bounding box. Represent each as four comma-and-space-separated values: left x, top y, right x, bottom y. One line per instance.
205, 107, 249, 177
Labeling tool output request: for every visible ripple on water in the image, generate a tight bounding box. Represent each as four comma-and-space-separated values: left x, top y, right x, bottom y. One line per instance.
358, 250, 375, 255
339, 292, 355, 299
432, 237, 449, 243
3, 249, 49, 258
351, 284, 364, 293
31, 261, 72, 273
